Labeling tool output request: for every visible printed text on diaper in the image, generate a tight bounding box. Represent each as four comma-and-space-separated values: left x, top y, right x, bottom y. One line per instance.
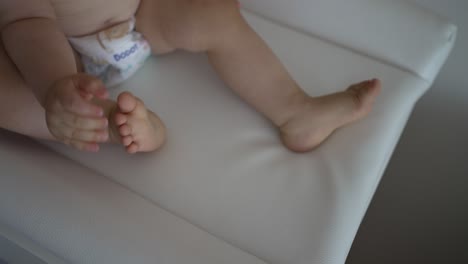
114, 44, 138, 62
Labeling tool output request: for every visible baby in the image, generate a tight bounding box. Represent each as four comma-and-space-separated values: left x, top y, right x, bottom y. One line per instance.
0, 0, 380, 154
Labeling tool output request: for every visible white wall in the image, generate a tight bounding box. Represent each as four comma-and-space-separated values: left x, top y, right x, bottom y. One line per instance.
347, 1, 468, 263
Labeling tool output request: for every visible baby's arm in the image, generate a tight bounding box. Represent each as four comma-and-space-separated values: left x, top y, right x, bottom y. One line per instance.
1, 0, 110, 150
0, 0, 80, 105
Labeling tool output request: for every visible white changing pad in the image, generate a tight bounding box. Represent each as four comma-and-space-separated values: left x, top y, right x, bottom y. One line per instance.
0, 0, 457, 262
38, 11, 442, 264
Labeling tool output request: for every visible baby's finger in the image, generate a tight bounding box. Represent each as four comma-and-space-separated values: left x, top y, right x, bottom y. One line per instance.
62, 111, 108, 130
62, 126, 109, 143
74, 74, 109, 99
79, 90, 94, 101
79, 87, 109, 101
94, 88, 110, 100
62, 92, 104, 117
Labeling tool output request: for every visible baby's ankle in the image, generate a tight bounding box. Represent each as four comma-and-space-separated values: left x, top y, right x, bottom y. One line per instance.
275, 90, 311, 128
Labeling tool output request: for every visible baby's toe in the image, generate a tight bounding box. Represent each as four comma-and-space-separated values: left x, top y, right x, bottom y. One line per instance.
367, 79, 382, 95
117, 92, 138, 114
122, 136, 133, 146
359, 79, 381, 104
349, 79, 372, 92
126, 142, 139, 154
348, 79, 381, 106
114, 112, 127, 126
119, 124, 132, 136
354, 79, 381, 94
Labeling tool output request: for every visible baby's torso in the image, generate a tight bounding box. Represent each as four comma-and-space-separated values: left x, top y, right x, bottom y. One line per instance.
51, 0, 140, 37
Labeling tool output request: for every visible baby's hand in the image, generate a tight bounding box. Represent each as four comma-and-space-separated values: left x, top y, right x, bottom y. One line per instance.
44, 74, 110, 152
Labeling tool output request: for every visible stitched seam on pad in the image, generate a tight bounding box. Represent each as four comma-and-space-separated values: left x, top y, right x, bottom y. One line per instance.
240, 9, 451, 83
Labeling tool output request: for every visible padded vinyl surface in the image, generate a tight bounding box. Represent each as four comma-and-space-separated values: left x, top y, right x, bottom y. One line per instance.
0, 132, 266, 264
41, 12, 432, 264
0, 235, 48, 264
0, 222, 66, 264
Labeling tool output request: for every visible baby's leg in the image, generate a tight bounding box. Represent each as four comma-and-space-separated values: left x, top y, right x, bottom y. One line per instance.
0, 42, 165, 153
136, 0, 380, 152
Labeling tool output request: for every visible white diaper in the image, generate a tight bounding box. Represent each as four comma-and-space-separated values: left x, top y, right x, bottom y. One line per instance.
68, 18, 151, 87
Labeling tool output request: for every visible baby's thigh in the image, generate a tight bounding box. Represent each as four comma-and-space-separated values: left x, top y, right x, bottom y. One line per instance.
135, 0, 176, 55
136, 0, 241, 53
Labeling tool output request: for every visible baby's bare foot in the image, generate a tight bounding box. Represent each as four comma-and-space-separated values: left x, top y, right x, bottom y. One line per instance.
280, 79, 381, 153
111, 92, 166, 154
